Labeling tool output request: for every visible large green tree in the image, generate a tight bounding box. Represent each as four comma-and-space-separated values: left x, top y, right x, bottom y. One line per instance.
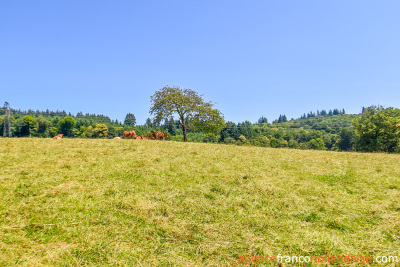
36, 116, 51, 137
337, 128, 356, 151
353, 106, 400, 152
58, 116, 76, 137
150, 86, 225, 142
23, 115, 36, 137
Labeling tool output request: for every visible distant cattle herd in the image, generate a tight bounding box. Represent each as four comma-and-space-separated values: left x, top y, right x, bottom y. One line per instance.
121, 130, 168, 140
53, 130, 168, 140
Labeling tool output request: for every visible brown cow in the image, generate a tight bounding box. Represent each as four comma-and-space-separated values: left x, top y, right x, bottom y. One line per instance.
123, 130, 137, 139
151, 131, 168, 140
53, 134, 63, 139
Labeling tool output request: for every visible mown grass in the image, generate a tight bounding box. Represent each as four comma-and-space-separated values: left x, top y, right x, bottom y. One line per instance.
0, 138, 399, 266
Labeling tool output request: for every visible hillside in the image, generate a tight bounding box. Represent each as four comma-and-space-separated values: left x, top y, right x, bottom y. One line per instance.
271, 113, 358, 134
0, 138, 399, 265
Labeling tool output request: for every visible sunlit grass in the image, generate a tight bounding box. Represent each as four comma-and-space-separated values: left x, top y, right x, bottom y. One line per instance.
0, 138, 399, 266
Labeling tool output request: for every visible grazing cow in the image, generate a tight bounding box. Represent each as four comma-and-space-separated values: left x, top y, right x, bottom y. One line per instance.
53, 134, 63, 139
123, 130, 137, 139
151, 131, 168, 140
114, 136, 122, 139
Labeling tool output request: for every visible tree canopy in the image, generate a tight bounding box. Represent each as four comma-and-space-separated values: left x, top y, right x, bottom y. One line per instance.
58, 116, 76, 137
353, 106, 400, 152
150, 86, 225, 142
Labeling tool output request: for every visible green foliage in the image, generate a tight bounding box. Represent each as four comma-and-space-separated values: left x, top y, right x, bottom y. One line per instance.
288, 139, 298, 148
36, 116, 51, 137
23, 115, 36, 127
192, 107, 225, 135
150, 86, 225, 141
4, 105, 400, 153
277, 114, 288, 123
58, 116, 76, 137
49, 127, 59, 137
124, 113, 136, 126
337, 128, 356, 151
220, 122, 240, 141
280, 139, 289, 148
224, 137, 236, 144
166, 118, 177, 136
353, 106, 400, 152
270, 137, 280, 148
79, 126, 93, 138
307, 138, 326, 150
23, 115, 36, 136
251, 136, 270, 147
203, 134, 220, 143
238, 135, 247, 144
257, 116, 268, 124
92, 124, 108, 138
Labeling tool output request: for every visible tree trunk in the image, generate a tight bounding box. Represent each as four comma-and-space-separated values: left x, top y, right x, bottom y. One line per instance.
180, 117, 187, 142
182, 124, 187, 142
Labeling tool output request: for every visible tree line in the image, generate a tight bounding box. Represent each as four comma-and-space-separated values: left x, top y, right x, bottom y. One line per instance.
2, 87, 399, 153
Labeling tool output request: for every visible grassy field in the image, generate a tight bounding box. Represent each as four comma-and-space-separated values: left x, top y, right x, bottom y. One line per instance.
0, 138, 399, 266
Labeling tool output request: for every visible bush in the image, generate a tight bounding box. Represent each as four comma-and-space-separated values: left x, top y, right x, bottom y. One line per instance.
92, 124, 108, 138
254, 136, 270, 147
203, 134, 220, 143
280, 139, 289, 148
270, 137, 280, 148
224, 137, 236, 145
238, 135, 247, 144
307, 138, 326, 150
288, 139, 298, 148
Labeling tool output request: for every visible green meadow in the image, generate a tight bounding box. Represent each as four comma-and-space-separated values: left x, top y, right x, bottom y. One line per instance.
0, 138, 399, 266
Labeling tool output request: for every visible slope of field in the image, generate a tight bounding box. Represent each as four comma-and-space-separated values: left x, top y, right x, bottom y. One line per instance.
0, 138, 399, 266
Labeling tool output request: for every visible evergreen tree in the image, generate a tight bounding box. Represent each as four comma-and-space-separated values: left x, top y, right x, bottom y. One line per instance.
145, 118, 152, 127
257, 116, 268, 124
124, 113, 136, 126
278, 114, 287, 122
167, 118, 176, 136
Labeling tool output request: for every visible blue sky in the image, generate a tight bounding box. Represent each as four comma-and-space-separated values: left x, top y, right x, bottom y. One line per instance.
1, 1, 399, 124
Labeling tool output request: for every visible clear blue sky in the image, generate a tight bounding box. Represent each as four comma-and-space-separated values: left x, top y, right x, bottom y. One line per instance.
1, 1, 399, 124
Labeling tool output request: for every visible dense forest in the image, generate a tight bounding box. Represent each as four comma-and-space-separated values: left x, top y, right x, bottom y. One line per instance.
1, 106, 400, 153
